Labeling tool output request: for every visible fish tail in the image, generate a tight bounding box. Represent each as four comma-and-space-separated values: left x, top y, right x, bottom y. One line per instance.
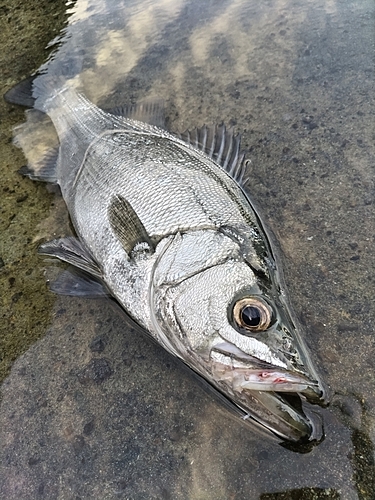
33, 52, 84, 111
32, 75, 72, 112
5, 74, 83, 185
5, 44, 84, 111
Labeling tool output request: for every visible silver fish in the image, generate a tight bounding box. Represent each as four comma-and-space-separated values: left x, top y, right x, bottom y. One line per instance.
6, 78, 327, 443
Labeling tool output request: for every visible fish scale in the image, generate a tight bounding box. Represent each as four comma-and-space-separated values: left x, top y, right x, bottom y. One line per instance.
74, 134, 252, 246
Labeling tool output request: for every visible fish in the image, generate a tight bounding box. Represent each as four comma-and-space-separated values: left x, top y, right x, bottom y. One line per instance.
5, 76, 328, 444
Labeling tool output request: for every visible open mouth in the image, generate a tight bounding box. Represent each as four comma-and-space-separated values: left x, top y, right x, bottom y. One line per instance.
209, 342, 325, 443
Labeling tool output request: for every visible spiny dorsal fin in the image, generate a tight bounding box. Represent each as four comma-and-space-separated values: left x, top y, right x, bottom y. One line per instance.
178, 124, 248, 186
108, 195, 154, 255
39, 237, 102, 278
107, 98, 165, 129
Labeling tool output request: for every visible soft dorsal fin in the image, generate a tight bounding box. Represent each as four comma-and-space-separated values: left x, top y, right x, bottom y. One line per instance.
108, 194, 154, 255
107, 98, 165, 129
177, 124, 248, 186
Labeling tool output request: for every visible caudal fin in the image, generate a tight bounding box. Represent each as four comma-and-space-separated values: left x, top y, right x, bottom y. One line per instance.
4, 75, 37, 107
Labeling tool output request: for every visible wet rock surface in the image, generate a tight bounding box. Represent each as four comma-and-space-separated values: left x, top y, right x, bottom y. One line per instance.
0, 299, 201, 498
1, 0, 374, 498
0, 298, 359, 499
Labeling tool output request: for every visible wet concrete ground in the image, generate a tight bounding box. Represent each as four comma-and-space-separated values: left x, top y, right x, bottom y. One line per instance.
0, 0, 67, 383
1, 0, 374, 498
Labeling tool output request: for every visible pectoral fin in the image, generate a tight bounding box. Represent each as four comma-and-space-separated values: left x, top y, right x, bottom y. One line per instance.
108, 195, 154, 255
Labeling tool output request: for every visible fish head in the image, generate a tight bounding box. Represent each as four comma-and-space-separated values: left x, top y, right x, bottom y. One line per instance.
151, 230, 328, 444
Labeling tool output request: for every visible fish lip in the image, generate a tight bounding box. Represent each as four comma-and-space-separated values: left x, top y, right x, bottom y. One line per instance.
209, 342, 326, 442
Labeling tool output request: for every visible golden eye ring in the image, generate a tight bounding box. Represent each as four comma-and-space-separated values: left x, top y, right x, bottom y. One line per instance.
233, 297, 272, 332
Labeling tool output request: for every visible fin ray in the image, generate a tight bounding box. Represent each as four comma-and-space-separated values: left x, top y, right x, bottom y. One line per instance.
19, 145, 59, 183
4, 76, 36, 107
108, 195, 154, 255
39, 237, 102, 278
50, 268, 109, 297
177, 123, 248, 187
106, 98, 165, 128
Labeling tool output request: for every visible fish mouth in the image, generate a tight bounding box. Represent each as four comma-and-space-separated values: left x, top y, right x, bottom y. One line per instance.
209, 342, 326, 443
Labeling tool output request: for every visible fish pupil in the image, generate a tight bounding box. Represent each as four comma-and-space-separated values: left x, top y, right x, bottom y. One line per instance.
241, 306, 261, 327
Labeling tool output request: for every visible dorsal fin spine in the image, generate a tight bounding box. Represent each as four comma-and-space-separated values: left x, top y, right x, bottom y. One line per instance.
177, 122, 249, 189
216, 125, 225, 164
208, 125, 215, 157
229, 147, 240, 177
222, 130, 234, 169
201, 125, 208, 150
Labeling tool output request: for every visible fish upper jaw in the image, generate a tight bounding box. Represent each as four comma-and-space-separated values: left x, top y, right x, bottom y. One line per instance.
209, 342, 323, 401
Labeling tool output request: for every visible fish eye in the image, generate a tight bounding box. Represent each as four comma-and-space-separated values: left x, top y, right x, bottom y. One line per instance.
233, 297, 272, 332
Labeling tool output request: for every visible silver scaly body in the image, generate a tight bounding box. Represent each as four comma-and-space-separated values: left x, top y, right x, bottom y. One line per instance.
7, 79, 328, 444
